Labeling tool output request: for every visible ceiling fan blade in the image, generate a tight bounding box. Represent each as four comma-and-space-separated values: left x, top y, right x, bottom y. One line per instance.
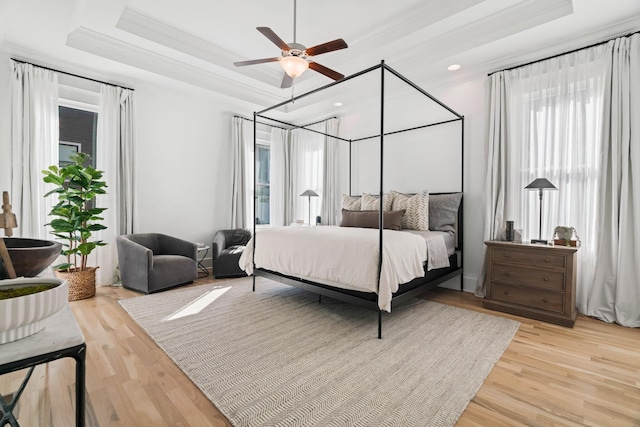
257, 27, 290, 51
305, 39, 348, 57
281, 73, 293, 88
309, 62, 344, 81
234, 57, 280, 67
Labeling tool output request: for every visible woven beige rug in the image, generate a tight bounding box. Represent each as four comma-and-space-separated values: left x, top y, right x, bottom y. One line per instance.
119, 277, 519, 427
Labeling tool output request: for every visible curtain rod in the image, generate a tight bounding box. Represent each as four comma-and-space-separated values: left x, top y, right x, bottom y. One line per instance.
488, 29, 640, 76
11, 58, 135, 91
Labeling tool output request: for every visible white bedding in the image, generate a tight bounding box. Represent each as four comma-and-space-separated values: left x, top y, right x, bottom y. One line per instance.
239, 226, 450, 312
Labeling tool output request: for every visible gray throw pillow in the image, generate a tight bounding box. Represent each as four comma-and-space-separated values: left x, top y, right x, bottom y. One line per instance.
340, 209, 405, 231
429, 193, 462, 232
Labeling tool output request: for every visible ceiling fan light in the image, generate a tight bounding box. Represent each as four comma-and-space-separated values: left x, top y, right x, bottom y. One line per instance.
280, 56, 309, 79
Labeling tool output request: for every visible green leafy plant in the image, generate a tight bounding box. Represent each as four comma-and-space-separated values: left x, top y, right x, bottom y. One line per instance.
42, 152, 107, 272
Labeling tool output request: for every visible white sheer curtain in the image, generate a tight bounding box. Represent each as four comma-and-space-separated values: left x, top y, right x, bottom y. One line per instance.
96, 84, 135, 286
290, 123, 324, 224
479, 35, 640, 326
231, 117, 253, 228
322, 118, 340, 225
270, 127, 290, 226
10, 61, 59, 239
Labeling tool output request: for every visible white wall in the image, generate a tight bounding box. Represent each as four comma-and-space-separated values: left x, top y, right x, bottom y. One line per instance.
132, 81, 255, 249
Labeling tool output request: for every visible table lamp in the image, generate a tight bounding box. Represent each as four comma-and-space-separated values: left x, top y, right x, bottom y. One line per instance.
525, 178, 557, 244
300, 190, 319, 226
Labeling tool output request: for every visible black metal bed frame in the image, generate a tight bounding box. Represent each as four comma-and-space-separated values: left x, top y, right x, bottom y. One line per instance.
251, 61, 464, 338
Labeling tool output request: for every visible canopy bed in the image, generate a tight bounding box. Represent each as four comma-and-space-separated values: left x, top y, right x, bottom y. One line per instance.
241, 61, 464, 338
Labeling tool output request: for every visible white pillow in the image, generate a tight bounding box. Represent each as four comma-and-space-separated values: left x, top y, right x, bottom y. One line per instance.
361, 192, 394, 211
342, 194, 361, 211
391, 190, 429, 231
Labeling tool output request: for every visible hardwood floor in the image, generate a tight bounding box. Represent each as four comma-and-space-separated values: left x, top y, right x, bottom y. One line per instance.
1, 276, 638, 426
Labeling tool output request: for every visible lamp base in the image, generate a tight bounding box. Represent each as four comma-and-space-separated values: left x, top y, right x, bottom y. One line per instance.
530, 239, 549, 245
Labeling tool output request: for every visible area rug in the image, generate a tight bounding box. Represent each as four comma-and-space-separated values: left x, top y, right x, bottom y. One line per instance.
119, 277, 519, 427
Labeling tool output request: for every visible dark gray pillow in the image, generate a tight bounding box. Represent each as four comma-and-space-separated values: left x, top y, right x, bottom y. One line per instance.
429, 193, 462, 232
340, 209, 405, 231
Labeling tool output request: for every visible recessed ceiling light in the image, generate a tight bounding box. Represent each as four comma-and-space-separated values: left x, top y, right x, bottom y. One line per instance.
448, 64, 461, 71
334, 102, 343, 107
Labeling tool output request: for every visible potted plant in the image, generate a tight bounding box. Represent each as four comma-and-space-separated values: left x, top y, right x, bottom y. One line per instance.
42, 152, 107, 300
553, 226, 581, 247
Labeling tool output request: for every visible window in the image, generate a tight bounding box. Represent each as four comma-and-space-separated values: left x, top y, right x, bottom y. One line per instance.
254, 123, 272, 225
58, 106, 98, 168
256, 144, 270, 225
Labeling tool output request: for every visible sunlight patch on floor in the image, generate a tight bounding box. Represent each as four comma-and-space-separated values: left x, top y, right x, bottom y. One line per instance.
163, 286, 231, 321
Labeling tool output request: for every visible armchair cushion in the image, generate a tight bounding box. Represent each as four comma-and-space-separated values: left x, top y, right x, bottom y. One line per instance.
116, 233, 197, 294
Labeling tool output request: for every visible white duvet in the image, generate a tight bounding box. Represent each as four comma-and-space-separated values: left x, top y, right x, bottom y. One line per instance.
239, 226, 437, 312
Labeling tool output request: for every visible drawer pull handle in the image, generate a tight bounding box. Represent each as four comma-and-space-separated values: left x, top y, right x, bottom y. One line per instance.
504, 272, 510, 276
503, 291, 509, 295
544, 277, 549, 281
505, 254, 511, 258
545, 258, 550, 262
543, 298, 549, 303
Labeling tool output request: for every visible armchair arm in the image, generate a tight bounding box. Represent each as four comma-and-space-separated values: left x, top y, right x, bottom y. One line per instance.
212, 230, 229, 261
116, 236, 153, 292
116, 236, 153, 273
158, 234, 197, 261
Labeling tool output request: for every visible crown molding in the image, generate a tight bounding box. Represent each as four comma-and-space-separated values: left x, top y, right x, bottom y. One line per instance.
346, 0, 485, 53
481, 15, 640, 76
392, 0, 573, 65
116, 7, 283, 87
65, 26, 283, 107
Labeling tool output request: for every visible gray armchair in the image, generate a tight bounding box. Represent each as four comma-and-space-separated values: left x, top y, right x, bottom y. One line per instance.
212, 229, 252, 278
116, 233, 197, 294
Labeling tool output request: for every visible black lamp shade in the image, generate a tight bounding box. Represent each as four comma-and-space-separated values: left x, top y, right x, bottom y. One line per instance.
525, 178, 557, 190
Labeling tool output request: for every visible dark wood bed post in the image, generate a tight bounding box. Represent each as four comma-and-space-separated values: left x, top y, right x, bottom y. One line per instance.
252, 111, 257, 293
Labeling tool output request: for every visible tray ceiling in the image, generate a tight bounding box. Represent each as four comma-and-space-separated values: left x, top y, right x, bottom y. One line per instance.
1, 0, 639, 110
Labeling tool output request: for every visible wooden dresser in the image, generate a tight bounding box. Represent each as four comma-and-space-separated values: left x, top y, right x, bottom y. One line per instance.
484, 241, 578, 327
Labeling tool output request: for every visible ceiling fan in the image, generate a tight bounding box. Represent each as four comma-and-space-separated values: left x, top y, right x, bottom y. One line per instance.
233, 0, 348, 88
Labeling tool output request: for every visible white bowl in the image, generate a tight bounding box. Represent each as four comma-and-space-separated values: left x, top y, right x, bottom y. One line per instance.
0, 277, 68, 344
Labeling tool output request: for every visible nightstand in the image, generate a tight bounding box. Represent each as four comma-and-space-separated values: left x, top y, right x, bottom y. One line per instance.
484, 241, 578, 327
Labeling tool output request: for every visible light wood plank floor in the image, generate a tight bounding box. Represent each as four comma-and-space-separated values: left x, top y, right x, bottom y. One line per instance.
1, 275, 638, 426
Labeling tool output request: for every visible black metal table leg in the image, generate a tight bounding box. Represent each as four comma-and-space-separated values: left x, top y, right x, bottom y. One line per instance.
73, 344, 86, 427
0, 366, 34, 427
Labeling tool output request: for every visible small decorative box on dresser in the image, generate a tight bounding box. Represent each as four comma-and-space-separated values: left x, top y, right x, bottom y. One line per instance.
484, 241, 578, 327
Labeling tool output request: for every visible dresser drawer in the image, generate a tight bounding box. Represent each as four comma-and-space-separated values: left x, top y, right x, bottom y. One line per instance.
492, 247, 566, 269
492, 263, 565, 291
490, 282, 564, 313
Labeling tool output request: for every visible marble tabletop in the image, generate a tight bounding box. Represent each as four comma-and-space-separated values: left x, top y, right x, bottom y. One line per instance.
0, 305, 85, 366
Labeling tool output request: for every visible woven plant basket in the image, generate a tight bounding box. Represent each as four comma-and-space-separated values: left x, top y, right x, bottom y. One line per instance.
54, 267, 98, 301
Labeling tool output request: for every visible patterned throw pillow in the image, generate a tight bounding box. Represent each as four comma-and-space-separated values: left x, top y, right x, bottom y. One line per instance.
342, 194, 361, 211
361, 193, 394, 211
391, 190, 429, 231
